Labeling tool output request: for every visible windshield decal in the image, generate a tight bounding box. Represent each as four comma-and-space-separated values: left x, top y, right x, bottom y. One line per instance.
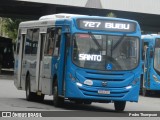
79, 54, 102, 62
106, 64, 113, 70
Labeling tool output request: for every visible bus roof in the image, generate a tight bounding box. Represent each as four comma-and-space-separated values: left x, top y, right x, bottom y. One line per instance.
39, 13, 137, 22
39, 13, 87, 20
19, 13, 139, 28
19, 19, 56, 28
141, 34, 160, 39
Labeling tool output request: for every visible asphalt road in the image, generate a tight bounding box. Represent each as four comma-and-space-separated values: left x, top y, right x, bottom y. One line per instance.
0, 76, 160, 119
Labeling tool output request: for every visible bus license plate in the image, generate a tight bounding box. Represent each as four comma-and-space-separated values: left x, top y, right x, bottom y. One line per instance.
98, 90, 110, 94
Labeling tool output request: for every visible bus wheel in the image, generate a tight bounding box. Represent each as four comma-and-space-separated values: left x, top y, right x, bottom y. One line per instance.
74, 100, 83, 104
26, 75, 36, 101
114, 101, 126, 111
142, 88, 150, 96
36, 94, 45, 102
53, 85, 64, 107
84, 101, 92, 105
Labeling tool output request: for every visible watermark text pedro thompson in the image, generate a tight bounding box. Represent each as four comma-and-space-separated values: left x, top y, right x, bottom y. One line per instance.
129, 112, 158, 117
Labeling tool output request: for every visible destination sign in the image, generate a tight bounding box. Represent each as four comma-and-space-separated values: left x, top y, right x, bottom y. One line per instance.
77, 19, 136, 32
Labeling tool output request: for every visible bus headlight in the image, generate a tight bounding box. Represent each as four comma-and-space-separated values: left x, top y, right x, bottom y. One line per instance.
126, 78, 139, 90
76, 82, 83, 87
125, 86, 132, 89
84, 79, 93, 86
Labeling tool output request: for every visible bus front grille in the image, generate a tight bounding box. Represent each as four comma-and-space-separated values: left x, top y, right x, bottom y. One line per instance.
79, 86, 129, 98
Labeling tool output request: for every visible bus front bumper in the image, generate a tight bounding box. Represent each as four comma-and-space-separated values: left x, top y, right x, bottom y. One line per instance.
65, 82, 140, 102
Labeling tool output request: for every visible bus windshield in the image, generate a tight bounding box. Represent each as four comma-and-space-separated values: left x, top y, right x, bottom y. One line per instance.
72, 33, 139, 71
154, 38, 160, 72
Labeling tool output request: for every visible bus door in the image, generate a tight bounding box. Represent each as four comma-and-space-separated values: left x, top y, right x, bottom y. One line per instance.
143, 42, 149, 88
21, 29, 40, 92
36, 28, 46, 93
40, 27, 62, 95
15, 28, 26, 89
55, 28, 70, 96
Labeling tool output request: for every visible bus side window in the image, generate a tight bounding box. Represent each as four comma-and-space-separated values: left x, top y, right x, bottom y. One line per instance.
25, 29, 33, 54
53, 28, 62, 56
25, 28, 39, 55
31, 29, 39, 55
44, 28, 55, 56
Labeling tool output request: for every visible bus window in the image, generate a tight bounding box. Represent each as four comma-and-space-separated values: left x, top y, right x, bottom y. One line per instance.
25, 29, 33, 54
25, 29, 39, 55
44, 28, 55, 56
154, 38, 160, 72
53, 28, 62, 56
120, 38, 138, 58
40, 34, 46, 60
31, 29, 39, 54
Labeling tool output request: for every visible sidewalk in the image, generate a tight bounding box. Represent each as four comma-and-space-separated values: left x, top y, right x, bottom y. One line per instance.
0, 75, 14, 80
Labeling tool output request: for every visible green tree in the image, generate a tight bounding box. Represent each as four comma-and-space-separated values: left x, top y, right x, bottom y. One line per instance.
0, 17, 5, 37
3, 18, 23, 42
106, 12, 116, 18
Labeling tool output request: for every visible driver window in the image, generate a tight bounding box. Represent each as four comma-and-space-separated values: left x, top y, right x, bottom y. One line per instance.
120, 38, 138, 58
53, 28, 62, 56
44, 28, 55, 56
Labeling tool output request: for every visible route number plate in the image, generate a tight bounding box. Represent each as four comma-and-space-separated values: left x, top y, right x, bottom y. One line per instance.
98, 90, 110, 94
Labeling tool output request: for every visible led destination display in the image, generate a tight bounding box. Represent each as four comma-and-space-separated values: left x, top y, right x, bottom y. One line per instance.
77, 19, 136, 32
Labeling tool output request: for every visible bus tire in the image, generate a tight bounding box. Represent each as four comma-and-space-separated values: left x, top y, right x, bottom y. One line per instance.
35, 94, 45, 102
114, 101, 126, 111
26, 75, 36, 101
84, 101, 92, 105
142, 88, 150, 96
74, 100, 83, 104
53, 85, 64, 107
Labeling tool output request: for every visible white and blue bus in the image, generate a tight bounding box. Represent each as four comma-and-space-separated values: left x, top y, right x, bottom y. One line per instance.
14, 13, 142, 111
141, 34, 160, 96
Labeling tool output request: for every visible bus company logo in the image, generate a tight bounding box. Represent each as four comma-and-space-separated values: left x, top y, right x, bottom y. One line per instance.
2, 112, 11, 117
102, 81, 107, 87
106, 64, 113, 70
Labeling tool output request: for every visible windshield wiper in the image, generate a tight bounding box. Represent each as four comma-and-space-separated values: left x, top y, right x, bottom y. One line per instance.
88, 31, 103, 51
111, 34, 126, 51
